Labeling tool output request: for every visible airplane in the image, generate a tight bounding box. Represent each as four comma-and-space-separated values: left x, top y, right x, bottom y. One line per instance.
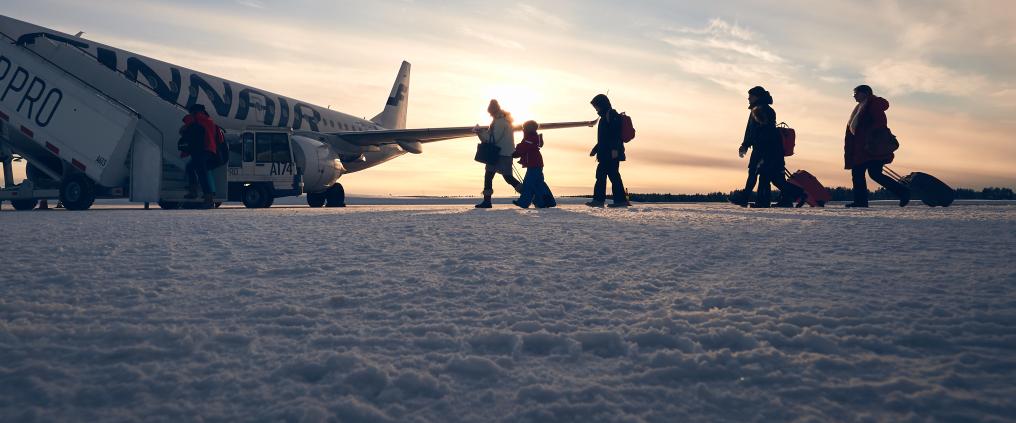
0, 15, 595, 209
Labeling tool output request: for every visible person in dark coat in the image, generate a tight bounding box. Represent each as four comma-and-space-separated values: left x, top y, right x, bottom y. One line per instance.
733, 86, 803, 208
586, 94, 629, 208
180, 104, 219, 206
843, 85, 910, 207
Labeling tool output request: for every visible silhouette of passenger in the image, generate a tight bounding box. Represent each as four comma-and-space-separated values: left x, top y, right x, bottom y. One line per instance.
586, 94, 629, 208
512, 120, 554, 208
843, 85, 910, 207
180, 104, 219, 207
735, 84, 804, 207
734, 86, 803, 208
474, 100, 521, 208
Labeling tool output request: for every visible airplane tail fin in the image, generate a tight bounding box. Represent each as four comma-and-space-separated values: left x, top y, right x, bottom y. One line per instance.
371, 61, 411, 130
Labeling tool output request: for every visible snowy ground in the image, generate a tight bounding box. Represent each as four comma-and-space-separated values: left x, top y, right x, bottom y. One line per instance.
1, 202, 1014, 422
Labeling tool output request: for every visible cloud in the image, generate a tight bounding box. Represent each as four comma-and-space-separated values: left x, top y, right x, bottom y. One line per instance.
234, 0, 265, 9
458, 26, 525, 50
863, 59, 988, 96
660, 18, 787, 92
514, 4, 571, 29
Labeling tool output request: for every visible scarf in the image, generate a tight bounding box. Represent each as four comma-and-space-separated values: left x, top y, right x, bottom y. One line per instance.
848, 100, 868, 136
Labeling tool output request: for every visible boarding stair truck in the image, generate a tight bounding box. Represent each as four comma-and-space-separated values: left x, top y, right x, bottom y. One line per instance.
0, 30, 226, 210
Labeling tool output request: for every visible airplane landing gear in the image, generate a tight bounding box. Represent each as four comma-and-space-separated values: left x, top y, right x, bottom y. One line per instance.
325, 183, 345, 208
307, 192, 326, 208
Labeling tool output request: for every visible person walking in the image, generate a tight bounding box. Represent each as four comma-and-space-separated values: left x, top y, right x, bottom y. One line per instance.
511, 120, 553, 208
586, 94, 629, 208
180, 104, 219, 208
474, 100, 521, 208
843, 85, 910, 208
734, 86, 803, 208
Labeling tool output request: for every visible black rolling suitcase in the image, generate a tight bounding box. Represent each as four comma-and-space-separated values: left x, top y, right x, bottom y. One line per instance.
886, 167, 955, 207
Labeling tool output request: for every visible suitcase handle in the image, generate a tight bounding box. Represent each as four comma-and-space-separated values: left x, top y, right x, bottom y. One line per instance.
884, 166, 904, 182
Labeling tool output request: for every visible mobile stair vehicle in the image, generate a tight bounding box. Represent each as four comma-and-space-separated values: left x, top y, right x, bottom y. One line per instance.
0, 34, 322, 211
0, 29, 225, 210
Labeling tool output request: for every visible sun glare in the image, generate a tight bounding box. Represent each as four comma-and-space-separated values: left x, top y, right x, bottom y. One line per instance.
478, 85, 544, 125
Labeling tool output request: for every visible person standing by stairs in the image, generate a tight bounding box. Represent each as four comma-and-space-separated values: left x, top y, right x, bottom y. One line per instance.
179, 104, 219, 208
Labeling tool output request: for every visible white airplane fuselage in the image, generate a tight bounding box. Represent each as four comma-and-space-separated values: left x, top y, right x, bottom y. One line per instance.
0, 15, 407, 194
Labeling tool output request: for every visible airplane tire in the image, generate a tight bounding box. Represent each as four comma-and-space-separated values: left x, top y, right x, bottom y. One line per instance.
59, 174, 96, 211
158, 201, 181, 210
325, 184, 346, 208
11, 198, 39, 211
242, 184, 272, 208
307, 192, 326, 208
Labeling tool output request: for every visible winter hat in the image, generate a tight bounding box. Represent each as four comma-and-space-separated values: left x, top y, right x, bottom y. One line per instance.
748, 86, 773, 105
590, 94, 612, 110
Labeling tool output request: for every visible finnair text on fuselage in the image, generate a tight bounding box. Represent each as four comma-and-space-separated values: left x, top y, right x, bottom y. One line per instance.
9, 30, 383, 133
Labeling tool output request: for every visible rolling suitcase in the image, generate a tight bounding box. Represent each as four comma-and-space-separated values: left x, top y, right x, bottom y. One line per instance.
886, 167, 955, 207
785, 168, 832, 207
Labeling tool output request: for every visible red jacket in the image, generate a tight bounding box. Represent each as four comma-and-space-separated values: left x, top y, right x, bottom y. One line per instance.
513, 132, 544, 168
180, 112, 219, 157
844, 96, 893, 169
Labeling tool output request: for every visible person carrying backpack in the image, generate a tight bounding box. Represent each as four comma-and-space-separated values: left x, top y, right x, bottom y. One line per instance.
843, 85, 910, 208
511, 120, 554, 208
586, 94, 630, 208
179, 104, 220, 207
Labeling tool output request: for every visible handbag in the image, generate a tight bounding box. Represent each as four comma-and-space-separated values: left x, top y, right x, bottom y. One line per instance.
865, 127, 900, 155
777, 122, 795, 156
473, 129, 501, 164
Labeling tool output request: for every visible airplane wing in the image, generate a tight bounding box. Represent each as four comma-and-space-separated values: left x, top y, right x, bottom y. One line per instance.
332, 120, 597, 147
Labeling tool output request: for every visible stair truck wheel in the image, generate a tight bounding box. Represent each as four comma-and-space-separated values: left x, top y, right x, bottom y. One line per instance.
11, 198, 39, 211
325, 183, 345, 208
307, 192, 326, 208
59, 174, 96, 211
242, 184, 272, 208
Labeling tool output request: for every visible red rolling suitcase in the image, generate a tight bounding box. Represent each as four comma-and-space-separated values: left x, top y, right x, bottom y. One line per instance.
785, 169, 832, 207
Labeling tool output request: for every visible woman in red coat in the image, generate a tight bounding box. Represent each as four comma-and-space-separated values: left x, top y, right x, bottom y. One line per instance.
843, 85, 910, 207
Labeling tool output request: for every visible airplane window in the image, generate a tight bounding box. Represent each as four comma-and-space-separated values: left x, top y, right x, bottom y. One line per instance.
242, 133, 254, 162
255, 134, 272, 163
272, 134, 291, 163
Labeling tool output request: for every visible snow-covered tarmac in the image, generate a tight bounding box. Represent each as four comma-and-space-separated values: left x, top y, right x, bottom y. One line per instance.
1, 202, 1014, 422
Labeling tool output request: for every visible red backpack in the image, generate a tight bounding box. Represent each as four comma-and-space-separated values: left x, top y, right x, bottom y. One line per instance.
777, 122, 795, 156
619, 112, 635, 143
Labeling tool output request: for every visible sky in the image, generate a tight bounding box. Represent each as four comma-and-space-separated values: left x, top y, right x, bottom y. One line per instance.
2, 0, 1015, 195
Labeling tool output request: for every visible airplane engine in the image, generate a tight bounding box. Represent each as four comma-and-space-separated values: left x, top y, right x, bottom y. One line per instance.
291, 135, 344, 194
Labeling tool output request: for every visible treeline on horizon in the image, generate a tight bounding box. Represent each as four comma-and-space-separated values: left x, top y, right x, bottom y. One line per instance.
610, 187, 1016, 203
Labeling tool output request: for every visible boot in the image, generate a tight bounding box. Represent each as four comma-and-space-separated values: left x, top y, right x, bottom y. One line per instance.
202, 193, 215, 209
184, 185, 199, 199
585, 200, 605, 208
899, 190, 911, 207
730, 191, 750, 207
795, 192, 809, 208
475, 195, 492, 209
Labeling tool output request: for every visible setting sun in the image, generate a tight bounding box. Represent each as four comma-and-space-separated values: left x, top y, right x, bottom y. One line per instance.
477, 84, 544, 125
